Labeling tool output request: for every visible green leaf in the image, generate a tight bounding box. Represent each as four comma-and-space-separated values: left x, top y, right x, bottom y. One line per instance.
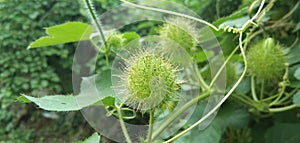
17, 95, 32, 103
220, 16, 249, 28
236, 78, 251, 94
292, 90, 300, 107
17, 70, 115, 111
122, 32, 140, 45
96, 70, 115, 97
294, 67, 300, 80
74, 132, 101, 143
293, 23, 300, 32
196, 50, 214, 63
18, 94, 80, 111
288, 41, 300, 65
101, 96, 115, 107
265, 123, 300, 143
213, 6, 248, 26
76, 70, 115, 108
28, 22, 94, 49
289, 65, 300, 88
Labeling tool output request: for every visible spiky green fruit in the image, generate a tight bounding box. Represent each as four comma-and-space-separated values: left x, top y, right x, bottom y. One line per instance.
114, 49, 180, 110
247, 38, 286, 80
128, 54, 179, 98
160, 17, 198, 56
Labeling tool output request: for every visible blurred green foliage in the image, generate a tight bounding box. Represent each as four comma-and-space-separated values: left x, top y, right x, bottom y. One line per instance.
0, 0, 91, 142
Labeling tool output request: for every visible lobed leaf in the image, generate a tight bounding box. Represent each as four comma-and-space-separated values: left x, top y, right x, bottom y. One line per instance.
17, 70, 115, 111
18, 94, 81, 111
28, 22, 94, 49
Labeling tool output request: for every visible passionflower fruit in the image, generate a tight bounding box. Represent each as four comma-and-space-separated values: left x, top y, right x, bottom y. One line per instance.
112, 44, 181, 110
160, 17, 199, 56
247, 38, 286, 80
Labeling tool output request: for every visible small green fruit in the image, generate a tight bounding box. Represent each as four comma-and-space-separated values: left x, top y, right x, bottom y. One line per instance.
114, 49, 180, 110
106, 33, 123, 51
247, 38, 286, 80
160, 17, 199, 56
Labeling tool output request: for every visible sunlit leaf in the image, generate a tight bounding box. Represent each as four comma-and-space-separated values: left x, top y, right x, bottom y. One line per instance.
122, 32, 140, 44
17, 70, 115, 111
196, 50, 214, 63
75, 70, 115, 108
18, 94, 80, 111
28, 22, 94, 49
101, 96, 115, 107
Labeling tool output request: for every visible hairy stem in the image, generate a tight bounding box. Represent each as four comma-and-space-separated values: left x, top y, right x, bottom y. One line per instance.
216, 0, 221, 18
147, 110, 154, 143
116, 105, 133, 143
83, 0, 107, 47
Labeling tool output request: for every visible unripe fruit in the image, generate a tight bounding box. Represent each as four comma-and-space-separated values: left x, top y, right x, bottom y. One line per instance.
105, 33, 123, 53
160, 17, 199, 56
113, 48, 180, 110
247, 38, 286, 80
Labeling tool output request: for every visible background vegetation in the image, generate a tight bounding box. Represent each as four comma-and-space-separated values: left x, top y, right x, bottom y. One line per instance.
1, 0, 300, 143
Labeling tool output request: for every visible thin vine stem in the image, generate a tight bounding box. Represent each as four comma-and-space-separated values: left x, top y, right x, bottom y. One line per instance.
278, 88, 300, 103
151, 90, 211, 141
260, 79, 265, 100
83, 0, 108, 47
232, 94, 255, 107
146, 110, 154, 143
216, 0, 221, 18
251, 76, 259, 102
277, 1, 299, 23
269, 66, 289, 106
237, 93, 256, 104
194, 64, 209, 90
209, 45, 239, 88
116, 104, 133, 143
269, 104, 298, 113
240, 0, 266, 32
261, 94, 279, 102
164, 32, 248, 143
256, 0, 276, 22
120, 0, 220, 31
